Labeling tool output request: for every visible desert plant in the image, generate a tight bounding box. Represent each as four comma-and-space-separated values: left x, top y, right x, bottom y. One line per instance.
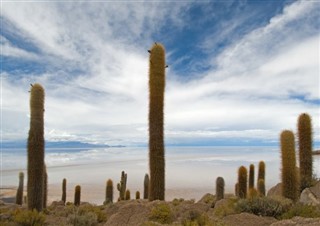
238, 166, 247, 198
235, 183, 239, 197
136, 191, 140, 200
27, 83, 45, 211
280, 130, 298, 201
149, 203, 173, 224
74, 185, 81, 206
13, 209, 46, 226
257, 178, 266, 196
249, 164, 255, 189
281, 203, 320, 219
257, 161, 265, 185
144, 173, 149, 199
117, 171, 127, 201
105, 179, 113, 204
125, 189, 131, 200
297, 113, 313, 192
248, 188, 259, 199
68, 207, 98, 226
148, 43, 166, 201
16, 172, 24, 205
62, 178, 67, 204
216, 177, 225, 201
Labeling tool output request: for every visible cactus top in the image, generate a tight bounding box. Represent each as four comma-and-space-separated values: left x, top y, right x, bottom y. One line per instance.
30, 83, 45, 108
107, 179, 113, 186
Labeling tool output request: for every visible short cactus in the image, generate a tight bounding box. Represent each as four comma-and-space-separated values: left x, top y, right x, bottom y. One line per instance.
257, 179, 266, 196
15, 172, 24, 205
216, 177, 225, 201
238, 166, 247, 198
257, 161, 265, 185
74, 185, 81, 206
125, 189, 131, 200
144, 173, 149, 199
249, 164, 255, 189
136, 191, 140, 200
27, 83, 45, 211
297, 113, 313, 191
62, 178, 67, 204
117, 171, 127, 201
105, 179, 113, 204
280, 130, 298, 201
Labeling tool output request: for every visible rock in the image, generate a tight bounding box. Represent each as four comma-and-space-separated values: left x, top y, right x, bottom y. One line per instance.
0, 200, 5, 206
0, 196, 15, 204
309, 181, 320, 198
299, 188, 320, 206
222, 213, 277, 226
50, 200, 65, 207
174, 202, 210, 222
198, 193, 215, 204
270, 217, 320, 226
268, 183, 282, 197
213, 198, 230, 209
104, 201, 153, 226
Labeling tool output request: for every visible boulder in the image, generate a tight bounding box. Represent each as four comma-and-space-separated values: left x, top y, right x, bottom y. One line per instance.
300, 187, 320, 206
267, 183, 282, 197
197, 193, 215, 204
309, 181, 320, 198
270, 217, 320, 226
222, 213, 277, 226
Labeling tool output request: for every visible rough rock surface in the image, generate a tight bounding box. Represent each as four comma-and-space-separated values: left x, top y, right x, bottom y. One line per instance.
268, 183, 282, 197
270, 217, 320, 226
299, 188, 320, 206
309, 181, 320, 199
222, 213, 277, 226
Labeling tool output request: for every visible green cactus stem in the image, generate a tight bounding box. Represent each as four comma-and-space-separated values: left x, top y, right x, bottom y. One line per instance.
249, 164, 255, 189
148, 43, 166, 201
238, 166, 247, 198
258, 179, 266, 196
105, 179, 113, 204
136, 191, 140, 200
15, 172, 24, 205
117, 171, 127, 201
62, 178, 67, 204
125, 189, 131, 200
27, 83, 45, 211
74, 185, 81, 206
43, 167, 48, 209
144, 173, 149, 199
216, 177, 225, 201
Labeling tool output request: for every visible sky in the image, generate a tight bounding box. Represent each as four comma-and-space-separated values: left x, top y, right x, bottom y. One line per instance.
1, 0, 319, 147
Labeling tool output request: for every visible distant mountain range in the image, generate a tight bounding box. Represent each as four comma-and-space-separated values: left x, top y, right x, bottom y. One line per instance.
1, 140, 124, 149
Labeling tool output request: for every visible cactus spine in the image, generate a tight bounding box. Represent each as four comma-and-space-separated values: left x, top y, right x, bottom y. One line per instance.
249, 164, 255, 189
27, 83, 45, 211
117, 171, 127, 201
148, 43, 166, 201
280, 130, 298, 201
216, 177, 225, 201
238, 166, 247, 198
136, 191, 140, 200
258, 179, 266, 196
16, 172, 24, 205
74, 185, 81, 206
298, 113, 313, 191
125, 189, 131, 200
62, 178, 67, 204
144, 173, 149, 199
105, 179, 113, 204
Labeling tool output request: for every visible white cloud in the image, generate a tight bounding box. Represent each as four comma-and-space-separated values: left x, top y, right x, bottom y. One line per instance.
1, 1, 319, 146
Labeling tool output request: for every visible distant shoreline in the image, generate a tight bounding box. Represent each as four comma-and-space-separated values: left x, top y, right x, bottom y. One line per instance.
313, 150, 320, 155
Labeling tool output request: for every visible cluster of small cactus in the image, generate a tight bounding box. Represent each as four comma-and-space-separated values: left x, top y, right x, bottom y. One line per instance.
117, 171, 127, 201
15, 172, 24, 205
27, 83, 46, 211
280, 130, 298, 201
148, 43, 166, 201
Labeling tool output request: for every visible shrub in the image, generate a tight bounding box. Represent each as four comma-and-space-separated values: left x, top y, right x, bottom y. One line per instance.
182, 213, 225, 226
68, 211, 97, 226
214, 198, 238, 217
149, 203, 174, 224
235, 196, 293, 218
13, 209, 46, 226
281, 203, 320, 219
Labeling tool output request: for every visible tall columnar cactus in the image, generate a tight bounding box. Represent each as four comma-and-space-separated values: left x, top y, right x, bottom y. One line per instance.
144, 173, 149, 199
105, 179, 113, 204
27, 83, 45, 211
43, 168, 48, 209
74, 185, 81, 206
148, 43, 166, 201
62, 178, 67, 204
298, 113, 313, 191
125, 189, 131, 200
249, 164, 255, 189
235, 183, 239, 197
258, 179, 266, 196
280, 130, 298, 201
117, 171, 127, 201
16, 172, 24, 205
257, 161, 265, 184
136, 191, 140, 200
238, 166, 247, 198
216, 177, 225, 201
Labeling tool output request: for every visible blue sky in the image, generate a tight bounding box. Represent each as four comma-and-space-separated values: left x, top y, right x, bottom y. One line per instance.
1, 0, 319, 146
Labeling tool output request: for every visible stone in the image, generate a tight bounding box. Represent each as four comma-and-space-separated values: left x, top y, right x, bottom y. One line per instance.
222, 212, 277, 226
299, 188, 320, 206
270, 217, 320, 226
267, 183, 282, 197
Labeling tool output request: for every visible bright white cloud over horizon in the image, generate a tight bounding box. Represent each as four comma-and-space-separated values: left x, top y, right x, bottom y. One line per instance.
1, 0, 319, 147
